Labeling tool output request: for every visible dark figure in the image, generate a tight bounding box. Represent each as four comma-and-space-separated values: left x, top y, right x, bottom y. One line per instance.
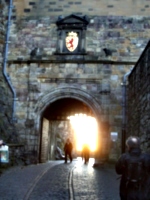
30, 47, 38, 58
64, 138, 73, 163
115, 136, 150, 200
82, 144, 90, 164
103, 48, 112, 57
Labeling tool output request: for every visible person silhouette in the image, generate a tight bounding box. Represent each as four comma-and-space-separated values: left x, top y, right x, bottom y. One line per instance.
82, 144, 90, 164
115, 136, 150, 200
64, 138, 73, 163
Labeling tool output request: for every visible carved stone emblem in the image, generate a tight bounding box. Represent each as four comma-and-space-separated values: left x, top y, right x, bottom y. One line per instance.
65, 31, 78, 52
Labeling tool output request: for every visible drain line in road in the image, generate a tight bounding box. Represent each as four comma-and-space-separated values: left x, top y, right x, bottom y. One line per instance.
23, 162, 58, 200
69, 166, 76, 200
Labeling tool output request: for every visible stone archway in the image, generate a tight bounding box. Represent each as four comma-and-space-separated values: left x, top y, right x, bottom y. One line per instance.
34, 87, 107, 163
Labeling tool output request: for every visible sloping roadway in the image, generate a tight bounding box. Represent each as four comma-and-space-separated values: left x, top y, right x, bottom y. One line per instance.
0, 159, 120, 200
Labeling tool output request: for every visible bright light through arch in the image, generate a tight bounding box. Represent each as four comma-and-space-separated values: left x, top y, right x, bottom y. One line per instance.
68, 114, 98, 152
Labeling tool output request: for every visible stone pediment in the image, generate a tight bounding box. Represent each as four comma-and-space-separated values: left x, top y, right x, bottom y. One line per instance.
55, 14, 89, 54
56, 14, 89, 27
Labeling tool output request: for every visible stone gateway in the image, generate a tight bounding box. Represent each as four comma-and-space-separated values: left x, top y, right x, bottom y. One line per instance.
0, 0, 149, 165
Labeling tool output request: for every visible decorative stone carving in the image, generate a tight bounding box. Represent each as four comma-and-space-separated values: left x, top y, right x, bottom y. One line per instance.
55, 14, 89, 55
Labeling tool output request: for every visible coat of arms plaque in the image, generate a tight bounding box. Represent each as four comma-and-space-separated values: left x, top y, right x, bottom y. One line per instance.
65, 31, 79, 52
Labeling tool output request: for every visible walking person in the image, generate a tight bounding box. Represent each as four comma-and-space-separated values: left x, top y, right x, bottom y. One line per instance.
82, 144, 90, 164
115, 136, 150, 200
64, 138, 73, 163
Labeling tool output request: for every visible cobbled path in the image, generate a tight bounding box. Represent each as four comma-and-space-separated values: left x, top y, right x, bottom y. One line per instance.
73, 159, 120, 200
28, 163, 74, 200
0, 158, 120, 200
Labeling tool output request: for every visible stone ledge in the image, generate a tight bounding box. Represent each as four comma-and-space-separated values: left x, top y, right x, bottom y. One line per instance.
7, 58, 136, 65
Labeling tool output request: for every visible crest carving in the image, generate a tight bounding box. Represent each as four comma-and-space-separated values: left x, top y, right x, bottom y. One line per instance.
56, 14, 89, 54
66, 32, 78, 52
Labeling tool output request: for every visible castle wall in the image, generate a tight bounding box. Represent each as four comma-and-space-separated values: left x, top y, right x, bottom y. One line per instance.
127, 43, 150, 152
0, 0, 149, 163
0, 0, 15, 143
13, 0, 150, 17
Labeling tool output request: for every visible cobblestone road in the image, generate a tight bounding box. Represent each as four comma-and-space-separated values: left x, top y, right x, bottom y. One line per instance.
0, 158, 120, 200
73, 158, 120, 200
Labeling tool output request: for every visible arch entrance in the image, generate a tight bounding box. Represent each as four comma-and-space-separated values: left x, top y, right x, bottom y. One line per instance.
35, 87, 109, 164
40, 98, 95, 162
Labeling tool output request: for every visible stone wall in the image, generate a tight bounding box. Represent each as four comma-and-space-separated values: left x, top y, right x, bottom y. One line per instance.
6, 11, 150, 162
13, 0, 150, 18
0, 0, 14, 142
5, 56, 132, 163
0, 1, 23, 167
8, 16, 150, 61
1, 0, 150, 163
127, 41, 150, 152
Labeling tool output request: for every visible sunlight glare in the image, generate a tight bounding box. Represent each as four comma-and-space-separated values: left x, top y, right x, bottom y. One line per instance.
69, 114, 98, 152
